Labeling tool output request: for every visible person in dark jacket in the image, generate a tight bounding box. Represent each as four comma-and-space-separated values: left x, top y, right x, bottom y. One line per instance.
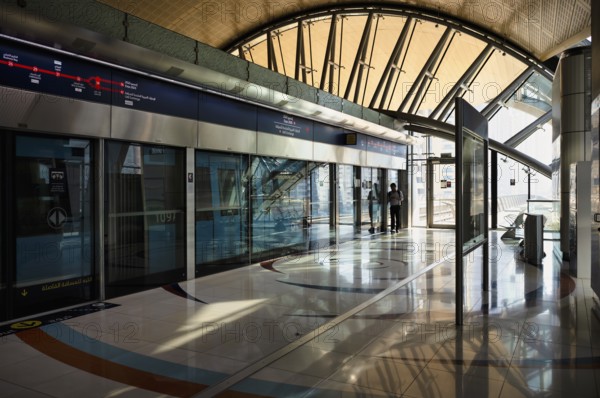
388, 183, 404, 233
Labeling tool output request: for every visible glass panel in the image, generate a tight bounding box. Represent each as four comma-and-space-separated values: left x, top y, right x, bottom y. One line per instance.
301, 16, 333, 88
530, 171, 552, 200
360, 167, 382, 234
105, 142, 186, 297
250, 157, 310, 260
515, 119, 552, 165
496, 157, 529, 229
337, 164, 356, 240
14, 135, 94, 316
528, 198, 559, 234
272, 25, 297, 78
386, 20, 444, 111
195, 151, 249, 269
337, 163, 355, 225
310, 164, 330, 225
359, 15, 406, 107
333, 14, 368, 97
387, 169, 400, 230
461, 129, 486, 252
432, 162, 456, 226
430, 136, 455, 158
416, 31, 486, 117
464, 49, 528, 112
309, 164, 334, 243
410, 134, 427, 227
488, 101, 546, 142
244, 35, 268, 69
411, 161, 427, 227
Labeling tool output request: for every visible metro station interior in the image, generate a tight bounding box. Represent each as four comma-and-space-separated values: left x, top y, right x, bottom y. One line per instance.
0, 0, 598, 397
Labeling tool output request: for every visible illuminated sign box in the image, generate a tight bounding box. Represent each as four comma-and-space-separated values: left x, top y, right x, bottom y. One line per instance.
345, 132, 357, 145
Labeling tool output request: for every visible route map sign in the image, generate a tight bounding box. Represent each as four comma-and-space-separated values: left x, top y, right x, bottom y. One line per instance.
0, 40, 112, 104
0, 40, 199, 120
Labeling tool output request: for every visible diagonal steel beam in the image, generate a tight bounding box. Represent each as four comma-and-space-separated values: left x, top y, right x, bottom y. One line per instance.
481, 66, 534, 119
412, 30, 456, 114
358, 15, 381, 106
275, 32, 286, 76
398, 27, 452, 113
390, 114, 551, 178
369, 17, 413, 109
267, 31, 279, 73
344, 12, 373, 100
439, 47, 495, 122
431, 44, 494, 120
406, 28, 453, 114
320, 15, 338, 90
504, 110, 551, 147
383, 20, 417, 110
295, 21, 306, 82
237, 45, 246, 61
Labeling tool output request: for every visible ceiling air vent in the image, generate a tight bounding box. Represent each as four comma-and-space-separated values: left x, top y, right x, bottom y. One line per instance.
165, 66, 184, 77
71, 38, 96, 53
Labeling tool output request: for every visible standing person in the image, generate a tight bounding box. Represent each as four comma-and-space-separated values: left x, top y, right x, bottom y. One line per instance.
388, 183, 404, 233
368, 183, 380, 234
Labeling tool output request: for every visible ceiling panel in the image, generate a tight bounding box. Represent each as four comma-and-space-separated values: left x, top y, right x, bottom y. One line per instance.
97, 0, 591, 61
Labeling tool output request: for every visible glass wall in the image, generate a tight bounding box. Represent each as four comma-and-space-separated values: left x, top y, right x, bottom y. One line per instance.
430, 160, 456, 227
496, 157, 530, 227
105, 142, 186, 298
337, 164, 356, 239
250, 157, 313, 261
411, 158, 427, 227
309, 163, 334, 241
194, 153, 337, 267
360, 167, 383, 234
195, 151, 249, 273
387, 169, 399, 230
14, 135, 94, 317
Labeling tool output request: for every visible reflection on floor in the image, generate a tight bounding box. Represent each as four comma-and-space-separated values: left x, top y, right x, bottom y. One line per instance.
0, 229, 599, 397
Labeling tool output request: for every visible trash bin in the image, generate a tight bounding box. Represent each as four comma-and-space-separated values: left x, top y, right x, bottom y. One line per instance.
523, 213, 544, 265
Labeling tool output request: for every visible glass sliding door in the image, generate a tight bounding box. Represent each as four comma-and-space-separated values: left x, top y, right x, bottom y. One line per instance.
337, 164, 356, 240
195, 151, 249, 274
309, 163, 334, 242
360, 167, 383, 234
105, 142, 186, 298
250, 157, 311, 261
13, 134, 94, 318
411, 161, 427, 227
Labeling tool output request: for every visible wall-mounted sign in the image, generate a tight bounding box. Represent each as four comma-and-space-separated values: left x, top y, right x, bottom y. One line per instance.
257, 108, 313, 140
346, 132, 357, 145
0, 40, 111, 103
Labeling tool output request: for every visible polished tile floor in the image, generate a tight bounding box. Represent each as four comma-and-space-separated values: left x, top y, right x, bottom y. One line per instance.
0, 229, 599, 397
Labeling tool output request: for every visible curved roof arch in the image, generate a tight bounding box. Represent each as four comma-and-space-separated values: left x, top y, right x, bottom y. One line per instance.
98, 0, 591, 62
223, 4, 552, 78
218, 4, 560, 177
227, 7, 553, 124
93, 0, 584, 175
